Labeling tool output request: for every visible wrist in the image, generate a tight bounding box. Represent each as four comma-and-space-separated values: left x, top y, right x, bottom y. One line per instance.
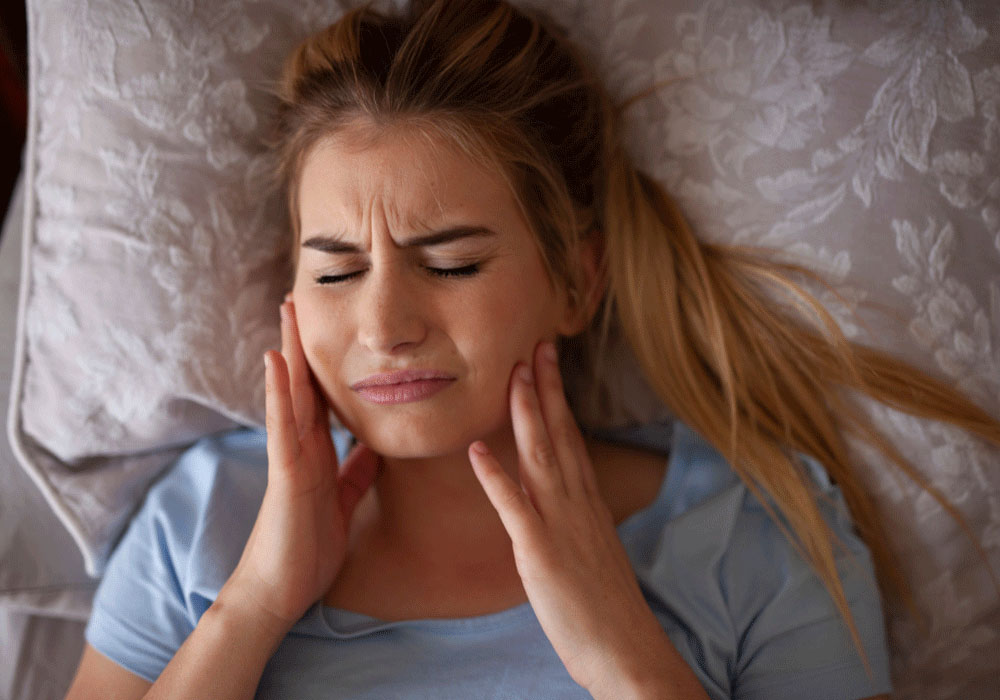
215, 579, 297, 643
588, 659, 669, 700
589, 627, 709, 700
619, 668, 675, 700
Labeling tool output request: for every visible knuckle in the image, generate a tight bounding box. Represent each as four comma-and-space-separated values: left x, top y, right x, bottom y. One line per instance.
541, 365, 564, 391
552, 424, 577, 448
514, 390, 535, 414
531, 441, 558, 467
502, 487, 525, 511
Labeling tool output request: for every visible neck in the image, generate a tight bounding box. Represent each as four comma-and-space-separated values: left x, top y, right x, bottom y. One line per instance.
355, 423, 524, 564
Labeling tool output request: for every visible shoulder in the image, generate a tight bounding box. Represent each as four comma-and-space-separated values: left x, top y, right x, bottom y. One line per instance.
645, 420, 869, 548
107, 427, 271, 605
134, 425, 358, 596
140, 426, 269, 548
83, 426, 275, 680
153, 426, 270, 495
640, 420, 877, 603
623, 420, 891, 699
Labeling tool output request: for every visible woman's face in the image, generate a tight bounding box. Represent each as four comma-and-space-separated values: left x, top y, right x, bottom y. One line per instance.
292, 123, 581, 458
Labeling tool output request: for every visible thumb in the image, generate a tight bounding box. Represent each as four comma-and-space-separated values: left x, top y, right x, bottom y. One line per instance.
337, 443, 381, 521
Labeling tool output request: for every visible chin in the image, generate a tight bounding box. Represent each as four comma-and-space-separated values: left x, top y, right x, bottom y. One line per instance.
344, 409, 507, 460
359, 427, 466, 460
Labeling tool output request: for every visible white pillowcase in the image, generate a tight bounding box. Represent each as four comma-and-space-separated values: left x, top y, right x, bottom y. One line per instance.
9, 0, 349, 586
7, 0, 1000, 696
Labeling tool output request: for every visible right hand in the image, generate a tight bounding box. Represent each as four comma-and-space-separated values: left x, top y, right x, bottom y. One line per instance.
223, 297, 381, 633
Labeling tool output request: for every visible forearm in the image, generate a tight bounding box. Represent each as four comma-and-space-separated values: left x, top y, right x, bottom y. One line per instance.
142, 583, 292, 700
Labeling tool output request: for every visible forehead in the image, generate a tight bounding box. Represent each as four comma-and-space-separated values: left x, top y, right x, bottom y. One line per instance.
297, 122, 522, 231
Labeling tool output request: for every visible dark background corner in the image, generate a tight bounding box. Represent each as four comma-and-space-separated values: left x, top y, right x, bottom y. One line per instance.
1, 3, 28, 243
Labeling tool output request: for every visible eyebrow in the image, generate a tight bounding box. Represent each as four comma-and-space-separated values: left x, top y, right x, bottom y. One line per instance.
301, 225, 498, 253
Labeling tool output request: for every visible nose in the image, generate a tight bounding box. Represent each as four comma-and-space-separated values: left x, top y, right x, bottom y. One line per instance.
356, 264, 428, 354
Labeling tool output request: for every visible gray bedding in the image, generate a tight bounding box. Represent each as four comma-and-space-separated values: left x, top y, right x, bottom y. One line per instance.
1, 174, 89, 700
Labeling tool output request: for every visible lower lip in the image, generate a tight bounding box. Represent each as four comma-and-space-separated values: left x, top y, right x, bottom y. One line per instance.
354, 379, 455, 405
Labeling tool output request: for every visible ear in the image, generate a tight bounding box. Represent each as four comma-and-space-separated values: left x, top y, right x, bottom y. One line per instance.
556, 230, 606, 337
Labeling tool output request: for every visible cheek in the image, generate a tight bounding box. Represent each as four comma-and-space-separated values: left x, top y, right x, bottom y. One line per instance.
461, 272, 559, 371
294, 303, 348, 389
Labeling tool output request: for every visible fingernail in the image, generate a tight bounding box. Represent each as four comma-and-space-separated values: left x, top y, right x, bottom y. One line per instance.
284, 292, 293, 303
517, 364, 533, 385
279, 302, 289, 322
541, 341, 557, 364
471, 441, 489, 455
263, 352, 272, 371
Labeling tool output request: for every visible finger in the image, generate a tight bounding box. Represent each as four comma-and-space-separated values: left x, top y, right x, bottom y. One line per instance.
280, 301, 316, 438
264, 351, 299, 475
533, 341, 596, 501
509, 361, 568, 504
468, 441, 542, 544
337, 442, 381, 522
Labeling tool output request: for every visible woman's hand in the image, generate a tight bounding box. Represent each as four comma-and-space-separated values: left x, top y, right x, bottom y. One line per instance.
223, 297, 381, 635
468, 341, 706, 699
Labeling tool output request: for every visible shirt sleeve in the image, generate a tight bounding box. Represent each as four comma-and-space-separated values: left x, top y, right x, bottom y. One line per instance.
83, 449, 204, 682
82, 425, 352, 682
724, 455, 893, 700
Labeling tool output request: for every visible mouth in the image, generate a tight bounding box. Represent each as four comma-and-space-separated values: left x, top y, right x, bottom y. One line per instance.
351, 368, 454, 389
351, 369, 456, 405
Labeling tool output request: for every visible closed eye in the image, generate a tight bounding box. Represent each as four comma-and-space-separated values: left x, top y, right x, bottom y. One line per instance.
315, 271, 363, 285
315, 264, 480, 285
427, 263, 480, 278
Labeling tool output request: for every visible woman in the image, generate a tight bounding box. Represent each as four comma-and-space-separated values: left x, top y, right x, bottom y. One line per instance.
67, 0, 999, 698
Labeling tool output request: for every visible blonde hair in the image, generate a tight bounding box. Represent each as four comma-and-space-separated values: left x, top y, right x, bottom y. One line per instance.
265, 0, 1000, 678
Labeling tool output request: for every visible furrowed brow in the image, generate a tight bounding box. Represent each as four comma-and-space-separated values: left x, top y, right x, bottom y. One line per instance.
301, 225, 497, 254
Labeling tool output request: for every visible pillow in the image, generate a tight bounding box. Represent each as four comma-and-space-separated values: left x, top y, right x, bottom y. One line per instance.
8, 0, 356, 591
1, 175, 97, 619
7, 0, 1000, 696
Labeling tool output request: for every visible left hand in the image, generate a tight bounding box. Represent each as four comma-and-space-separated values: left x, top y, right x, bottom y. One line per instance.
467, 340, 677, 696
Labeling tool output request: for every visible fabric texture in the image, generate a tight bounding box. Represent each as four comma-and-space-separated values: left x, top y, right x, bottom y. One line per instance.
84, 420, 892, 699
5, 0, 999, 696
0, 174, 96, 616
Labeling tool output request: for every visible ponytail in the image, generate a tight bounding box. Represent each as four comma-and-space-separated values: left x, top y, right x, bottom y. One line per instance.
598, 141, 1000, 679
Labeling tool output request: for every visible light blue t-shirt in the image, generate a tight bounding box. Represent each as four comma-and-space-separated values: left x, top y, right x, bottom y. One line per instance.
85, 420, 892, 699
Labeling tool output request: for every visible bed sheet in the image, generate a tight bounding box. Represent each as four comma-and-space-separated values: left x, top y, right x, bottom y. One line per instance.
0, 608, 84, 700
1, 173, 89, 699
